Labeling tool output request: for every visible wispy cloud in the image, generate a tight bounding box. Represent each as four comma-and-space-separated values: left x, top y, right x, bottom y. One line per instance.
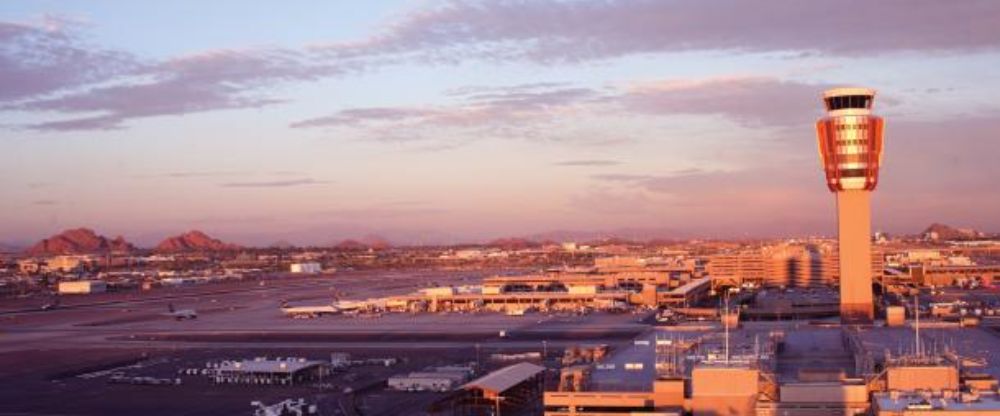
133, 170, 248, 179
220, 178, 331, 188
21, 49, 334, 131
5, 1, 998, 132
292, 82, 603, 143
554, 159, 620, 167
293, 76, 835, 145
314, 0, 1000, 63
620, 76, 829, 127
26, 182, 53, 189
293, 83, 599, 130
31, 200, 58, 206
0, 16, 139, 103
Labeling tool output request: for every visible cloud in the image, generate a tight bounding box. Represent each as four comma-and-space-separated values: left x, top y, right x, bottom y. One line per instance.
22, 48, 334, 131
220, 178, 331, 188
291, 107, 440, 129
6, 1, 999, 132
554, 159, 621, 167
620, 76, 828, 127
26, 182, 53, 189
0, 16, 139, 103
31, 200, 58, 206
316, 0, 1000, 63
133, 170, 248, 179
294, 76, 831, 144
291, 82, 602, 141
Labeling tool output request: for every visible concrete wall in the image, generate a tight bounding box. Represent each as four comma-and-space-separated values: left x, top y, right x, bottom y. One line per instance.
780, 382, 868, 403
691, 367, 759, 416
886, 366, 959, 392
653, 378, 685, 407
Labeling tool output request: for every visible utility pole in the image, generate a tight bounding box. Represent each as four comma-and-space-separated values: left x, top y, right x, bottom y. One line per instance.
724, 292, 730, 365
914, 294, 921, 357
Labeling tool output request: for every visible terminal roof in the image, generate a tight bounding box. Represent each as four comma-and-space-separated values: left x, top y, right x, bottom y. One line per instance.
461, 362, 545, 394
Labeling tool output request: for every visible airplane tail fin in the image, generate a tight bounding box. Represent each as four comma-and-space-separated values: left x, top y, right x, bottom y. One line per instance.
168, 303, 175, 313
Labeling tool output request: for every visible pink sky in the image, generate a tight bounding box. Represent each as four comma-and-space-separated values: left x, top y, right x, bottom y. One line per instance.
2, 1, 999, 246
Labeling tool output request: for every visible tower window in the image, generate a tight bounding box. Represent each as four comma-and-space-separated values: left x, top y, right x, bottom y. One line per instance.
826, 95, 872, 110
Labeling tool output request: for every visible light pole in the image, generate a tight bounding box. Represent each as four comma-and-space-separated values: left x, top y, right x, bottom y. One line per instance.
475, 343, 481, 370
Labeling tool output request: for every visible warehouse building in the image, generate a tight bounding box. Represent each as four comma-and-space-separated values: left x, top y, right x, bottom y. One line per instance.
213, 357, 330, 385
388, 365, 474, 392
57, 280, 107, 294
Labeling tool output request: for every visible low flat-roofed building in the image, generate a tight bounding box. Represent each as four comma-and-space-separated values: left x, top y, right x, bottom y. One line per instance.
46, 255, 89, 272
910, 264, 1000, 287
17, 259, 44, 274
887, 365, 959, 392
756, 381, 870, 416
213, 357, 330, 385
874, 391, 1000, 415
57, 280, 106, 294
706, 243, 884, 289
690, 364, 760, 416
388, 370, 468, 392
544, 378, 685, 416
658, 277, 710, 307
289, 262, 322, 274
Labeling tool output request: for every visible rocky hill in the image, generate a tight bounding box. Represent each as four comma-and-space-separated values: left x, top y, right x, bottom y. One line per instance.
486, 238, 540, 250
332, 235, 392, 251
155, 230, 240, 252
26, 228, 134, 256
921, 223, 987, 241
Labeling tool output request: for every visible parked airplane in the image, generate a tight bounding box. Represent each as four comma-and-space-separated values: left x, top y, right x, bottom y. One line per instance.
280, 300, 362, 319
164, 303, 197, 320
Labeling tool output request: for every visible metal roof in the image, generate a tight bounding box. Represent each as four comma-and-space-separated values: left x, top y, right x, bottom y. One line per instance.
217, 358, 325, 374
823, 87, 876, 98
669, 277, 711, 296
461, 362, 545, 394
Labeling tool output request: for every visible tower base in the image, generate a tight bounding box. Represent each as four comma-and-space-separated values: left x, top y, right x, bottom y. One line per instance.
837, 191, 874, 324
840, 303, 874, 325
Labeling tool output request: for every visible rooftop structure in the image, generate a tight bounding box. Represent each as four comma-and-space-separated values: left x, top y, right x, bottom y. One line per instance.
462, 362, 546, 396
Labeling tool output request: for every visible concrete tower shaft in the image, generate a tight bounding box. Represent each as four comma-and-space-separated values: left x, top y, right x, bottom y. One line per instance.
816, 87, 884, 325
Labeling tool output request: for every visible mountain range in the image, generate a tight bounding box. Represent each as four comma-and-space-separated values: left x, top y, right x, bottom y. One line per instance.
15, 223, 996, 255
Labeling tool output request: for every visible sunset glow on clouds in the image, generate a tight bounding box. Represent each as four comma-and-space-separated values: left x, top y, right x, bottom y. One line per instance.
1, 0, 999, 245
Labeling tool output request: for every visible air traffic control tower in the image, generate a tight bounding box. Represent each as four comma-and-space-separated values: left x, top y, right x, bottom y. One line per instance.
815, 87, 885, 324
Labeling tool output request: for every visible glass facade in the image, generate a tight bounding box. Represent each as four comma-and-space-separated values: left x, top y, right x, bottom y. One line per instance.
815, 115, 884, 192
